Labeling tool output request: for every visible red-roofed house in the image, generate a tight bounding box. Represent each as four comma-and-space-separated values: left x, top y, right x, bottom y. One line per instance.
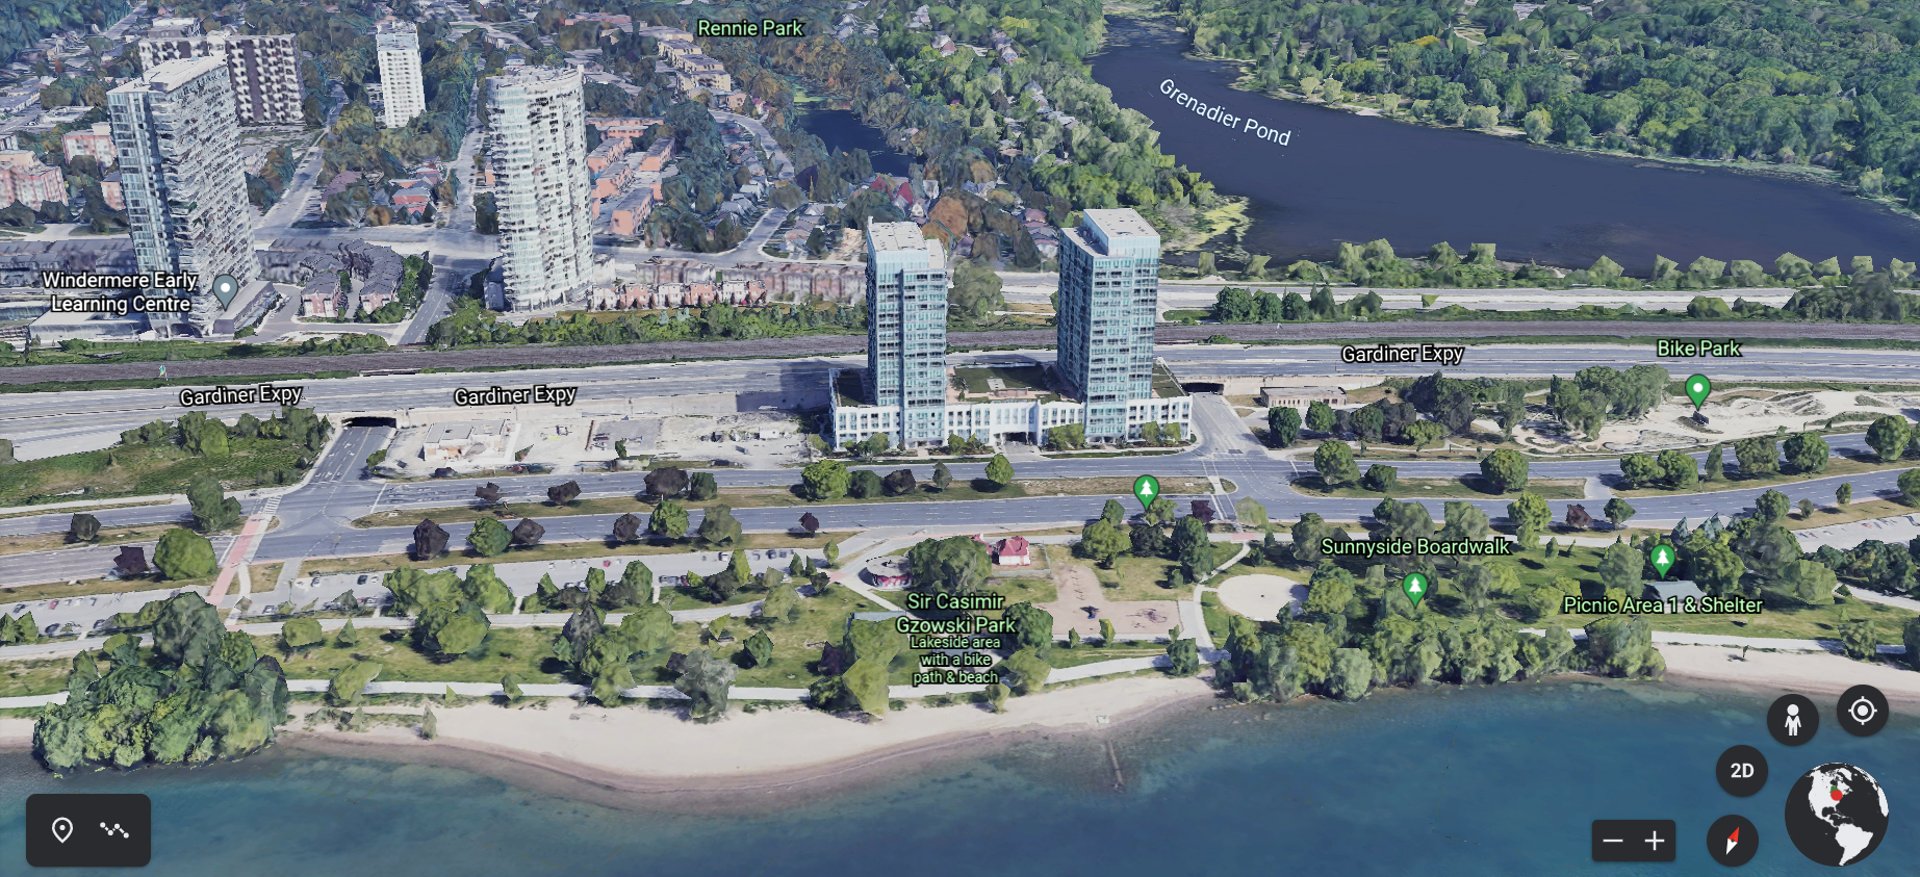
992, 536, 1032, 566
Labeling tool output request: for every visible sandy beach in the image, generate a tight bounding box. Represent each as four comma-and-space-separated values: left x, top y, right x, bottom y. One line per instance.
7, 645, 1918, 807
282, 675, 1219, 809
1660, 643, 1920, 706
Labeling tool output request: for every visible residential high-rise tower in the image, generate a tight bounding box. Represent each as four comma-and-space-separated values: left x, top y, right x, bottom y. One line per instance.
374, 21, 425, 128
108, 57, 258, 333
138, 31, 303, 126
1055, 208, 1160, 441
865, 222, 949, 447
487, 66, 595, 311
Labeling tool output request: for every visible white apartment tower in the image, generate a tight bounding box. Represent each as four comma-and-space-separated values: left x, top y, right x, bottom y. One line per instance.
487, 66, 595, 311
139, 31, 304, 126
1056, 208, 1161, 441
865, 222, 950, 447
108, 57, 259, 333
375, 21, 425, 128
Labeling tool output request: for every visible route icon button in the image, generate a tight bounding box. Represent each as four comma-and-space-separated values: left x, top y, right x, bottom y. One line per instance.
1716, 744, 1768, 797
1767, 693, 1818, 746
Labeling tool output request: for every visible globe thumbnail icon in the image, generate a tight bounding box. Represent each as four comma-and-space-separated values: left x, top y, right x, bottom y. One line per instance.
1783, 763, 1889, 866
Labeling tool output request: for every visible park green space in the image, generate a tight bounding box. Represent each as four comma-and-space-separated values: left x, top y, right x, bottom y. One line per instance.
0, 435, 305, 507
668, 586, 887, 689
0, 657, 74, 699
1499, 546, 1916, 642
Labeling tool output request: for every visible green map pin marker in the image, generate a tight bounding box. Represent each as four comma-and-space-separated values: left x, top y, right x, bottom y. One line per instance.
1401, 572, 1429, 608
1684, 374, 1712, 410
1132, 474, 1160, 511
1650, 543, 1677, 579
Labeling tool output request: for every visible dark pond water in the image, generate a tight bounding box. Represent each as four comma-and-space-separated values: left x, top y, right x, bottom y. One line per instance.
799, 106, 914, 177
1091, 18, 1920, 268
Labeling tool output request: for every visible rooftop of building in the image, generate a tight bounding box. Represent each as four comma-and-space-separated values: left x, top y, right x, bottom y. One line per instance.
950, 363, 1062, 404
866, 222, 943, 264
113, 55, 226, 93
490, 64, 581, 91
377, 19, 420, 34
1081, 208, 1154, 239
1065, 207, 1160, 258
1151, 361, 1185, 399
832, 368, 867, 408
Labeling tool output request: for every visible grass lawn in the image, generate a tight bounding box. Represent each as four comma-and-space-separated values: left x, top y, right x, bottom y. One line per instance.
1785, 499, 1920, 530
0, 656, 76, 698
265, 627, 575, 686
0, 572, 212, 605
1200, 590, 1231, 645
1292, 475, 1586, 500
297, 532, 852, 577
669, 586, 886, 688
0, 435, 307, 507
1047, 644, 1163, 668
1496, 545, 1918, 643
0, 525, 176, 559
977, 574, 1058, 605
1090, 555, 1188, 602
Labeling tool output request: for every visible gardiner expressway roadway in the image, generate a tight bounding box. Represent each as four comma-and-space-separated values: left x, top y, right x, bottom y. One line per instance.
0, 390, 1913, 588
5, 344, 1919, 461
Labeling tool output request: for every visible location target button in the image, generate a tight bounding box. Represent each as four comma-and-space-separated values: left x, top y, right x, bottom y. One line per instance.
1836, 684, 1889, 737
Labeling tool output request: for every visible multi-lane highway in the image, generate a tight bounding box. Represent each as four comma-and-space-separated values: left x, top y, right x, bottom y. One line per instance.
6, 344, 1917, 460
2, 382, 1912, 588
4, 318, 1918, 388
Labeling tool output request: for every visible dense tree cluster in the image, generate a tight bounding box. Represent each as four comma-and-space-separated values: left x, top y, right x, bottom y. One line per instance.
34, 593, 290, 771
427, 298, 863, 348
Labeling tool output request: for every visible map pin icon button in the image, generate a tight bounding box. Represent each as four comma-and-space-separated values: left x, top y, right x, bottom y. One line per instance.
52, 816, 72, 844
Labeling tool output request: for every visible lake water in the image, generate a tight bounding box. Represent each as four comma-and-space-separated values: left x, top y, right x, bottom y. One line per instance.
799, 106, 914, 177
2, 681, 1914, 875
1091, 19, 1920, 268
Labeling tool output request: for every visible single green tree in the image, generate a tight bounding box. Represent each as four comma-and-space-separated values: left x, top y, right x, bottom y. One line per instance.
468, 516, 511, 557
800, 460, 850, 500
984, 454, 1014, 489
649, 498, 691, 540
67, 513, 101, 543
1604, 497, 1636, 529
1267, 406, 1302, 447
697, 505, 743, 546
1313, 440, 1359, 487
281, 617, 324, 651
1479, 449, 1530, 493
154, 528, 217, 580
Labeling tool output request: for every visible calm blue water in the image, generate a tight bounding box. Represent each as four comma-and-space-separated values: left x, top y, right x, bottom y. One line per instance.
2, 681, 1914, 875
799, 106, 914, 177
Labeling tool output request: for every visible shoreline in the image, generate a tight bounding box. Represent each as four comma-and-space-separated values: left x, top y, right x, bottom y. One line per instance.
277, 675, 1219, 812
7, 646, 1918, 807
